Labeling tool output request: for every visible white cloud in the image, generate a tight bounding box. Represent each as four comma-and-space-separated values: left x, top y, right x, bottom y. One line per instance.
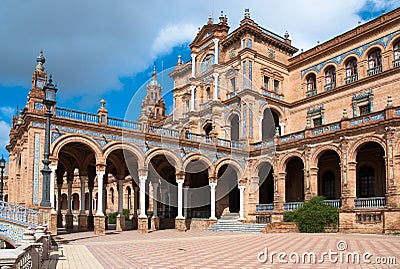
151, 23, 198, 58
0, 107, 14, 120
0, 120, 10, 156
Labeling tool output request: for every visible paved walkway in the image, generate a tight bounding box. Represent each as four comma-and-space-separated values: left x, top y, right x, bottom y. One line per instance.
45, 230, 400, 268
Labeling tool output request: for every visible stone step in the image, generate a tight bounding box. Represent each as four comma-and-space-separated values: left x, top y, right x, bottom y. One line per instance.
205, 220, 267, 233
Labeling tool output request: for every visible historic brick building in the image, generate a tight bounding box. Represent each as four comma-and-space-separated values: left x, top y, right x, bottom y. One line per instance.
6, 8, 400, 234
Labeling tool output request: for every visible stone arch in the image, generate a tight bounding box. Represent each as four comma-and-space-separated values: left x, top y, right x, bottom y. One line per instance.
302, 70, 318, 82
145, 147, 182, 171
182, 153, 214, 176
214, 158, 244, 181
278, 152, 306, 173
310, 144, 342, 168
341, 53, 361, 69
348, 136, 386, 162
103, 142, 145, 170
362, 44, 385, 60
322, 62, 339, 74
51, 134, 104, 165
252, 157, 275, 176
259, 103, 284, 118
387, 34, 400, 52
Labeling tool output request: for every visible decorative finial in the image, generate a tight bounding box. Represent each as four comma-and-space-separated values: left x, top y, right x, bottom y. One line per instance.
342, 108, 348, 119
306, 117, 311, 128
152, 63, 157, 80
382, 9, 385, 15
387, 96, 393, 107
100, 98, 106, 108
208, 15, 213, 24
35, 49, 46, 71
219, 11, 225, 23
177, 55, 183, 65
275, 127, 280, 137
244, 8, 250, 19
17, 109, 23, 125
284, 31, 289, 39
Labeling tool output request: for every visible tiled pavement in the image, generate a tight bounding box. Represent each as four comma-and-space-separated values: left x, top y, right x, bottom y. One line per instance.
49, 230, 400, 268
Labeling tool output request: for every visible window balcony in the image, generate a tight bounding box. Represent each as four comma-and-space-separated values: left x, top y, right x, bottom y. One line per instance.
324, 82, 336, 91
305, 89, 316, 97
284, 202, 304, 211
367, 65, 382, 77
393, 59, 400, 68
354, 197, 386, 208
344, 74, 358, 84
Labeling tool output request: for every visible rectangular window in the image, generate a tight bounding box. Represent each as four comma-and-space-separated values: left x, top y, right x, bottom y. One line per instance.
274, 80, 280, 92
248, 39, 253, 49
313, 117, 322, 127
249, 104, 253, 138
359, 104, 371, 116
249, 61, 253, 89
243, 61, 247, 89
243, 103, 247, 136
263, 76, 270, 90
230, 78, 236, 93
242, 39, 246, 49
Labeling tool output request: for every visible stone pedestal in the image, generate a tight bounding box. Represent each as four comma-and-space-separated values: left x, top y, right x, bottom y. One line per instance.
271, 212, 284, 223
49, 213, 58, 236
65, 214, 74, 230
57, 213, 63, 228
87, 215, 94, 230
137, 217, 148, 233
78, 214, 88, 232
116, 215, 126, 232
39, 207, 51, 226
94, 215, 105, 235
151, 217, 160, 231
175, 218, 186, 232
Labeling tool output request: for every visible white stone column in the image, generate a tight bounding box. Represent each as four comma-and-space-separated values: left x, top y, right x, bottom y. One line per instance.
133, 186, 139, 217
49, 165, 57, 213
213, 38, 219, 64
139, 176, 147, 218
67, 181, 72, 215
172, 98, 176, 121
117, 179, 124, 215
152, 182, 159, 218
191, 53, 197, 78
96, 171, 105, 216
239, 185, 246, 220
177, 179, 184, 219
183, 186, 189, 217
79, 176, 86, 214
209, 182, 217, 220
190, 85, 196, 112
279, 122, 285, 136
213, 73, 219, 100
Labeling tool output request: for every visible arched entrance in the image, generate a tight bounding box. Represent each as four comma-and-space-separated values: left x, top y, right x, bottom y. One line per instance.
262, 109, 280, 140
230, 114, 240, 141
185, 160, 210, 218
216, 164, 239, 217
258, 162, 274, 204
317, 150, 341, 200
285, 157, 304, 202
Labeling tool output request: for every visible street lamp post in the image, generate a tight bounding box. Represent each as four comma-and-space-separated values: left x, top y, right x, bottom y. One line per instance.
40, 75, 58, 207
0, 155, 5, 201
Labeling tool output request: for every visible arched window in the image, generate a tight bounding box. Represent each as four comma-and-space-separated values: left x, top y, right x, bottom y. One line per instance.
393, 40, 400, 67
206, 87, 211, 100
367, 49, 382, 76
321, 171, 335, 200
324, 67, 336, 91
201, 54, 215, 73
306, 74, 316, 96
231, 115, 239, 141
358, 165, 375, 198
345, 58, 358, 84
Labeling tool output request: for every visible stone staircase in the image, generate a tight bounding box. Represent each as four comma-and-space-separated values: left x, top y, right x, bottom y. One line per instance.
205, 213, 268, 233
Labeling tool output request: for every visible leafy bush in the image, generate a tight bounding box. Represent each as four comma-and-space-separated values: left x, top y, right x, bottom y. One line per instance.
108, 212, 118, 224
123, 209, 130, 220
283, 196, 338, 233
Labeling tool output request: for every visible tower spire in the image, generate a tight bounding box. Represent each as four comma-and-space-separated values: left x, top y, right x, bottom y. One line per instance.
35, 49, 46, 71
152, 63, 157, 81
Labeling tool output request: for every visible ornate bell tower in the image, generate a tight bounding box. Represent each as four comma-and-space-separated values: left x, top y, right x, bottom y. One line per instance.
27, 49, 48, 112
138, 64, 166, 124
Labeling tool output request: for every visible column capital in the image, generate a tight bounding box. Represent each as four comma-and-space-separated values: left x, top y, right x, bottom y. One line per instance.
176, 171, 185, 180
238, 185, 246, 190
49, 164, 57, 172
96, 170, 105, 178
213, 72, 219, 79
176, 179, 185, 185
191, 53, 197, 58
138, 168, 148, 178
209, 182, 217, 188
96, 164, 106, 173
190, 85, 196, 90
139, 175, 147, 183
209, 176, 217, 183
212, 38, 219, 44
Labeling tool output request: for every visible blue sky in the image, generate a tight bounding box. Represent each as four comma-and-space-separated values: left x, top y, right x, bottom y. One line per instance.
0, 0, 399, 160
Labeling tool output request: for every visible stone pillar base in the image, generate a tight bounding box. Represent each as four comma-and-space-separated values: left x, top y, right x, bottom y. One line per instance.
94, 215, 106, 235
49, 213, 58, 235
116, 215, 126, 232
175, 218, 187, 232
39, 207, 51, 226
57, 213, 63, 228
271, 212, 284, 223
151, 217, 160, 231
87, 215, 94, 230
78, 214, 88, 232
65, 214, 74, 230
137, 217, 148, 233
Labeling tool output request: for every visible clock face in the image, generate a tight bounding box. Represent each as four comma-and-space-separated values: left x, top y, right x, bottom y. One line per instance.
36, 80, 45, 88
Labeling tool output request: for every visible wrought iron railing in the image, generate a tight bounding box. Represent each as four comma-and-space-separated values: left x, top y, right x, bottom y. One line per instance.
393, 59, 400, 68
354, 197, 386, 208
367, 66, 382, 76
0, 201, 39, 227
284, 202, 304, 211
324, 82, 336, 91
305, 89, 317, 97
344, 74, 358, 84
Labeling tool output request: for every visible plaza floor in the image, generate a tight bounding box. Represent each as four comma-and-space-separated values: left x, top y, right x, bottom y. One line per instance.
44, 230, 400, 269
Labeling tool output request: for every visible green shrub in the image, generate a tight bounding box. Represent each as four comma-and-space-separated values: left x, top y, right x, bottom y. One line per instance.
108, 212, 118, 224
123, 209, 130, 220
283, 196, 338, 233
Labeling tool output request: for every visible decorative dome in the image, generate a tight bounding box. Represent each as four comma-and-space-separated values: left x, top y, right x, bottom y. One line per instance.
147, 64, 160, 87
35, 49, 46, 71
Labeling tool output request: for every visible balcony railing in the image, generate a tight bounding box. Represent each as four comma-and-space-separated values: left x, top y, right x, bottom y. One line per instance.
350, 111, 385, 127
280, 131, 305, 144
344, 74, 358, 84
185, 132, 213, 144
0, 201, 39, 227
256, 203, 274, 212
56, 107, 99, 124
367, 66, 382, 76
262, 90, 284, 101
284, 202, 304, 211
355, 197, 386, 208
148, 125, 179, 138
393, 59, 400, 68
324, 199, 341, 208
324, 82, 336, 91
107, 117, 142, 131
311, 123, 341, 136
305, 89, 317, 97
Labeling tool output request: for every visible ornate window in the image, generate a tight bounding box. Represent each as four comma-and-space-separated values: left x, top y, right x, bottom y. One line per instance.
306, 74, 316, 97
324, 66, 336, 91
352, 89, 373, 117
345, 58, 358, 84
367, 49, 382, 76
201, 54, 215, 73
393, 41, 400, 67
206, 87, 211, 100
307, 104, 324, 128
274, 80, 280, 92
263, 76, 270, 91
